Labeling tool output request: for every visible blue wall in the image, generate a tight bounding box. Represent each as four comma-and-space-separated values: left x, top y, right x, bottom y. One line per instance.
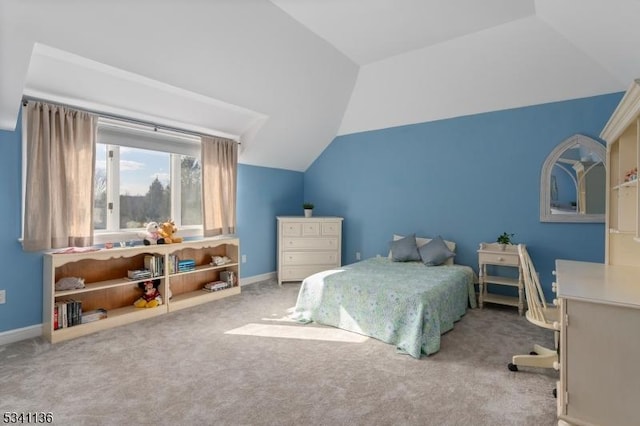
0, 121, 42, 333
0, 118, 303, 333
237, 163, 303, 277
0, 91, 623, 335
304, 93, 623, 301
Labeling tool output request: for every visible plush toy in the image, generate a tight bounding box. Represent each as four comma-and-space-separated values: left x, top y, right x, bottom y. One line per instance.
139, 221, 165, 245
134, 279, 163, 308
158, 220, 183, 244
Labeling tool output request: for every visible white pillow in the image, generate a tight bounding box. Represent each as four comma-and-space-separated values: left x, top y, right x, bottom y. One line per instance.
388, 234, 456, 265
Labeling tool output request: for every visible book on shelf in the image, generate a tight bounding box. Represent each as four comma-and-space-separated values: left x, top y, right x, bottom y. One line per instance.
202, 280, 230, 292
81, 308, 108, 324
53, 304, 59, 330
178, 259, 195, 273
144, 254, 164, 277
54, 300, 83, 329
128, 269, 152, 280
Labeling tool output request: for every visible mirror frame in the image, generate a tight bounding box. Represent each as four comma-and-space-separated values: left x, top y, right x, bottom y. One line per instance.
540, 134, 606, 223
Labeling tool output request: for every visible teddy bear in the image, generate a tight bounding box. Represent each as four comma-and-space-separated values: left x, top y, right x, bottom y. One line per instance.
158, 220, 183, 244
134, 279, 163, 308
139, 221, 165, 245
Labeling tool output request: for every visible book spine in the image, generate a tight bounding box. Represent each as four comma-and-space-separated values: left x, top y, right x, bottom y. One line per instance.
60, 301, 67, 328
53, 305, 59, 330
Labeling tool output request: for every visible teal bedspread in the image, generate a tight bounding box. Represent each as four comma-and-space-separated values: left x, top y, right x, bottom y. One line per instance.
291, 257, 476, 358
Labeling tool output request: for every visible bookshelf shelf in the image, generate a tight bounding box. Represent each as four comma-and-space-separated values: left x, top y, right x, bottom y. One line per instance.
168, 286, 241, 312
168, 262, 239, 277
43, 236, 240, 343
54, 277, 143, 297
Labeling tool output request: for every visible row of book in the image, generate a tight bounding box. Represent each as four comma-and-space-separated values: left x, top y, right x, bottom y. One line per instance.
167, 255, 196, 274
54, 300, 82, 329
53, 300, 108, 329
127, 254, 165, 280
127, 254, 198, 280
144, 254, 164, 277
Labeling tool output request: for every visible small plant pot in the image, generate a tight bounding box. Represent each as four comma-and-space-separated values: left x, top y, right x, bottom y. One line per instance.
304, 209, 313, 218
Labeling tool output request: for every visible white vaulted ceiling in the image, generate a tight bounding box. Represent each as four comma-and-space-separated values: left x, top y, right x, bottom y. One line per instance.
0, 0, 638, 171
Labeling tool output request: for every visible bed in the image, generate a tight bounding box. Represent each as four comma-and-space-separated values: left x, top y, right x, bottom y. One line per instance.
291, 248, 476, 359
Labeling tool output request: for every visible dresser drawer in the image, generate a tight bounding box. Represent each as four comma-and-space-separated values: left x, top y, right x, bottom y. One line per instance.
301, 222, 320, 236
282, 237, 338, 250
321, 222, 340, 236
282, 251, 338, 266
280, 265, 336, 281
479, 252, 519, 266
281, 222, 302, 237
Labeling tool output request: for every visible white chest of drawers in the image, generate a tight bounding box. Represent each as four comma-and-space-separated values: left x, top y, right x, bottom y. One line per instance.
277, 216, 343, 285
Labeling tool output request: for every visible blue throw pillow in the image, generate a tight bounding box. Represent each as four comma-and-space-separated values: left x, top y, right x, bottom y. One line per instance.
419, 235, 455, 266
389, 234, 421, 262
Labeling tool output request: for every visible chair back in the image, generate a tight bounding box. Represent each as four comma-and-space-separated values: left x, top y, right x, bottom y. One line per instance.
518, 244, 549, 326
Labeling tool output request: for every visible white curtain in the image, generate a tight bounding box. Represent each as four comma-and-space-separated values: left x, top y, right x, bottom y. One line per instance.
23, 102, 96, 251
201, 136, 238, 236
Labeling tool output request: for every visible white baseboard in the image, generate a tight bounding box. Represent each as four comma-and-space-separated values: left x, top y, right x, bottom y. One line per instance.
0, 324, 42, 346
240, 271, 276, 286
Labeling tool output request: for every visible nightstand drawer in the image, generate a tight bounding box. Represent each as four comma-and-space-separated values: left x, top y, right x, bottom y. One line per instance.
479, 252, 519, 266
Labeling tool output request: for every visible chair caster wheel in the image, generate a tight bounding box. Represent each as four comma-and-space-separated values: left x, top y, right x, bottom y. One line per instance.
553, 388, 557, 398
530, 351, 538, 355
508, 363, 518, 372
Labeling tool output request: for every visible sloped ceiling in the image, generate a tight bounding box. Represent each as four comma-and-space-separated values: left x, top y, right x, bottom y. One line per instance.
0, 0, 636, 171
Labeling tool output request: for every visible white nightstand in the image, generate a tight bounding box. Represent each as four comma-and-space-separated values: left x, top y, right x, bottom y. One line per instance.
477, 242, 524, 315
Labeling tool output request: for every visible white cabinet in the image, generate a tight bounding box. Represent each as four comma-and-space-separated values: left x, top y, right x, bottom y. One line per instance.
277, 216, 343, 285
555, 260, 640, 426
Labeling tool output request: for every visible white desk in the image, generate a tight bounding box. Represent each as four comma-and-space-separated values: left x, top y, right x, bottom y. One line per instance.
555, 260, 640, 426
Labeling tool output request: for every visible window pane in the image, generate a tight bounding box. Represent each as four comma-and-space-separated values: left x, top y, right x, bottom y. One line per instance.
120, 147, 170, 228
93, 143, 108, 230
180, 155, 202, 226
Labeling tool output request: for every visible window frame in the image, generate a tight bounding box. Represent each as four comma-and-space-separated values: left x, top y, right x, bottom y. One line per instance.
93, 118, 204, 244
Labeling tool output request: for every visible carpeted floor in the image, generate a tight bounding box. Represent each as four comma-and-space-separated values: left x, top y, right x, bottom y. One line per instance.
0, 280, 557, 425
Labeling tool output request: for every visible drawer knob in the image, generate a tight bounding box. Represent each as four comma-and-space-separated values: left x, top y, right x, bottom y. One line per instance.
552, 270, 556, 276
498, 257, 504, 261
552, 298, 558, 306
553, 361, 560, 371
552, 321, 561, 331
552, 282, 557, 292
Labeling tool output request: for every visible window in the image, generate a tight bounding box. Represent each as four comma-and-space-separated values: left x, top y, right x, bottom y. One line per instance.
93, 118, 203, 242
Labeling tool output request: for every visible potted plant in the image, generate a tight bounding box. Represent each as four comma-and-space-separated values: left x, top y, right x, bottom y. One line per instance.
303, 202, 314, 218
496, 232, 515, 250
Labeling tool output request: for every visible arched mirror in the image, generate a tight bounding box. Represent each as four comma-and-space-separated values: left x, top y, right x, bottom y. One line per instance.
540, 134, 606, 223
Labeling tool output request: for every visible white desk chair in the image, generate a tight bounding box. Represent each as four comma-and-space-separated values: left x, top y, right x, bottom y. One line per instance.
507, 244, 559, 372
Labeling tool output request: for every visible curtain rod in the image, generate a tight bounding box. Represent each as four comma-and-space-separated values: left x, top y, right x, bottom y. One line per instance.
22, 96, 241, 144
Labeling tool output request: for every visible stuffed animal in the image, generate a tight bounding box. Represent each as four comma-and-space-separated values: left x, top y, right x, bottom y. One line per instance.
139, 221, 165, 245
158, 220, 183, 244
134, 279, 163, 308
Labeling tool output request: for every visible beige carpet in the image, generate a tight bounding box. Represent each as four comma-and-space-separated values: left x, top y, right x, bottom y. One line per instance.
0, 280, 557, 425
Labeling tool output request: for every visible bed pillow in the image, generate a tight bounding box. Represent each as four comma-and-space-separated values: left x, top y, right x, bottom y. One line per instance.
389, 234, 456, 265
389, 233, 421, 262
419, 235, 456, 266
